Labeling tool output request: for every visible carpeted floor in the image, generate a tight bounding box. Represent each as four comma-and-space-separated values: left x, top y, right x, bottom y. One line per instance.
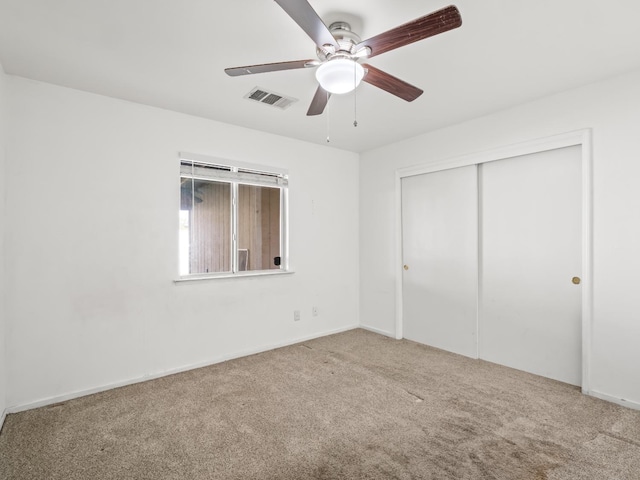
1, 328, 640, 479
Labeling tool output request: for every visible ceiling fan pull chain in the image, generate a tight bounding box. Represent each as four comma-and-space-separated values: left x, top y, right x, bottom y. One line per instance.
326, 90, 331, 143
353, 95, 358, 127
353, 63, 358, 127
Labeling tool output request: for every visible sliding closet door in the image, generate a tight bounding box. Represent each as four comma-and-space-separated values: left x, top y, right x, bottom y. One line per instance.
401, 166, 478, 358
480, 146, 582, 385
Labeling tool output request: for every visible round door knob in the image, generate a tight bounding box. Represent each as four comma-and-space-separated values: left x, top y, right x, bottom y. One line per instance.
572, 276, 581, 285
403, 265, 409, 271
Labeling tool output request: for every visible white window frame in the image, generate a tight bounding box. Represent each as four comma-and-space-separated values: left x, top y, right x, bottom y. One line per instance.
177, 152, 290, 281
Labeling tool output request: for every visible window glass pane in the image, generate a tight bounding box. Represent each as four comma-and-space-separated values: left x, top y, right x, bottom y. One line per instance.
237, 185, 281, 271
180, 178, 231, 274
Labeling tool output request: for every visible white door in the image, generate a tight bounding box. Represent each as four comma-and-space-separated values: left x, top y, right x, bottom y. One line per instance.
401, 166, 478, 358
479, 146, 582, 385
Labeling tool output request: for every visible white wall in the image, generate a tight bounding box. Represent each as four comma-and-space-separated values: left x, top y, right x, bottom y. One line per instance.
5, 77, 359, 408
0, 62, 7, 421
360, 69, 640, 407
6, 67, 640, 412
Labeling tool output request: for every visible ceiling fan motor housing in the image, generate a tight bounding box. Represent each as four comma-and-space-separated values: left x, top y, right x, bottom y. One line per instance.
316, 22, 362, 61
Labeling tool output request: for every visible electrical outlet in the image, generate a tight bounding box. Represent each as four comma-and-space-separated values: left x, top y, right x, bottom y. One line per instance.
294, 310, 301, 322
312, 306, 319, 317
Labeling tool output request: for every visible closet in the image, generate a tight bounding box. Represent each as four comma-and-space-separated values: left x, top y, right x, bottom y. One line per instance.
401, 146, 583, 385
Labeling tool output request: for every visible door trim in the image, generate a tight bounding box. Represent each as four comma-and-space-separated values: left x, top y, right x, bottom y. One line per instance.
394, 129, 593, 393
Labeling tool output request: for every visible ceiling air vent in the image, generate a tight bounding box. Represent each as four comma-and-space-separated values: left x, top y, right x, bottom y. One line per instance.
244, 87, 297, 110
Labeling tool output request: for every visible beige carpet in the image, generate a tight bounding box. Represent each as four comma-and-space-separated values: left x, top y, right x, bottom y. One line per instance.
1, 329, 639, 479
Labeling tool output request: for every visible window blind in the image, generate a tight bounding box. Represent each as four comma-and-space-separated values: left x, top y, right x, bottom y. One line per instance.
179, 159, 288, 188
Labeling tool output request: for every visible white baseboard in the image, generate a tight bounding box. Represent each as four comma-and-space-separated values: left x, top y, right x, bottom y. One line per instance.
7, 324, 359, 414
0, 409, 6, 432
359, 324, 396, 339
14, 325, 637, 416
587, 390, 640, 411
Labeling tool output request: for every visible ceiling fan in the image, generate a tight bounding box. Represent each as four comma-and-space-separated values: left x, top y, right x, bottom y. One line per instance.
225, 0, 462, 116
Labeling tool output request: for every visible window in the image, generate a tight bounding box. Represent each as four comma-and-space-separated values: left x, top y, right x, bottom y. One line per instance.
179, 153, 288, 278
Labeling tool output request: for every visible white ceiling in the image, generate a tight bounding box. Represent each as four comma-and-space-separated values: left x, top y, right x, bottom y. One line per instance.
1, 0, 640, 152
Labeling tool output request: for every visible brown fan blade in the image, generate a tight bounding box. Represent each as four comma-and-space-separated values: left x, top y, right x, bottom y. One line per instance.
356, 5, 461, 59
274, 0, 338, 50
307, 86, 331, 116
362, 64, 423, 102
225, 60, 317, 77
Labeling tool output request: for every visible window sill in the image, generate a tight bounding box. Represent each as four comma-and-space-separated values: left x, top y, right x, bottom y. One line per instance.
174, 270, 295, 283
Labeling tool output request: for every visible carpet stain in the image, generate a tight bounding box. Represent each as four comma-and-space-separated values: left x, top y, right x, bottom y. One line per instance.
468, 436, 568, 480
404, 390, 424, 402
601, 431, 640, 448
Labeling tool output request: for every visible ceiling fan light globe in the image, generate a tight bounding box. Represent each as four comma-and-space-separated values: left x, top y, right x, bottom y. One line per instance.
315, 59, 364, 94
